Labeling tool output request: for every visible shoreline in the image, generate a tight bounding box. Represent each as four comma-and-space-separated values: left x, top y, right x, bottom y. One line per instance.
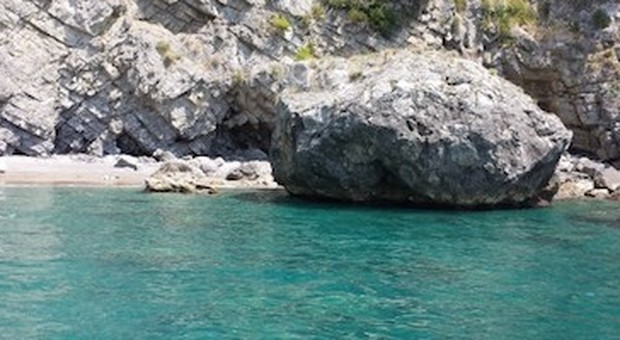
0, 155, 281, 190
0, 155, 157, 187
1, 155, 618, 203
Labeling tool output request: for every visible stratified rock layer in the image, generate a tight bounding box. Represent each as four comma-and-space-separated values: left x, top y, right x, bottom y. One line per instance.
0, 0, 451, 157
271, 50, 572, 207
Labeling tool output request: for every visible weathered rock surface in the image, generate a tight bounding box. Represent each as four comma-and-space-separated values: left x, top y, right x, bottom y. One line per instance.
485, 1, 620, 162
595, 167, 620, 191
145, 157, 277, 193
145, 161, 218, 194
0, 0, 452, 158
552, 154, 620, 200
271, 50, 572, 207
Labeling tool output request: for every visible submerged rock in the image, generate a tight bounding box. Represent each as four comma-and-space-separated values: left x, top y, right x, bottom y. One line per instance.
271, 50, 572, 207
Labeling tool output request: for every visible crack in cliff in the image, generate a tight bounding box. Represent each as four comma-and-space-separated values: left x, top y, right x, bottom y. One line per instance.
23, 19, 71, 48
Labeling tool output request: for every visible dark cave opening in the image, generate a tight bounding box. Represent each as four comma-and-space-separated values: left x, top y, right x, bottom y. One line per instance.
209, 122, 273, 160
116, 131, 151, 156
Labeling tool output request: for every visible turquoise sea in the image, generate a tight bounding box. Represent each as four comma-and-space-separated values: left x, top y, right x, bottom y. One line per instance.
0, 187, 619, 339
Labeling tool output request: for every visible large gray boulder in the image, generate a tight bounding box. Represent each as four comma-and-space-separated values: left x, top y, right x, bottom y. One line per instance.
271, 50, 573, 207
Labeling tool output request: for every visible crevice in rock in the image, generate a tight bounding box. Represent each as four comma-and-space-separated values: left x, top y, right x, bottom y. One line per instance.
23, 19, 71, 47
10, 148, 28, 156
116, 131, 150, 156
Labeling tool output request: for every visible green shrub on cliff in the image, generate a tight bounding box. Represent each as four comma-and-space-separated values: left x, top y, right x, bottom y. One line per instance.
592, 9, 611, 30
481, 0, 537, 42
324, 0, 397, 34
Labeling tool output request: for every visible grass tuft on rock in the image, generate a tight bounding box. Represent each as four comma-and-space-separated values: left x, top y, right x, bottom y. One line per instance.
311, 4, 326, 20
295, 43, 317, 61
155, 41, 181, 67
454, 0, 467, 14
270, 13, 291, 32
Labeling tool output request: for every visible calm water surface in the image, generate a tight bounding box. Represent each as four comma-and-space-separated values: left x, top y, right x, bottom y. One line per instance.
0, 187, 619, 339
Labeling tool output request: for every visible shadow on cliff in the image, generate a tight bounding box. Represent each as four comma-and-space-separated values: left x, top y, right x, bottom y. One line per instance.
134, 0, 219, 33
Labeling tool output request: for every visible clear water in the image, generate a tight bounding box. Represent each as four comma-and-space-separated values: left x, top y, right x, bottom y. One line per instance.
0, 187, 620, 339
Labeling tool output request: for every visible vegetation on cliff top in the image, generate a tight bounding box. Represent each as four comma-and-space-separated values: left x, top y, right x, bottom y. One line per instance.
324, 0, 398, 34
481, 0, 537, 42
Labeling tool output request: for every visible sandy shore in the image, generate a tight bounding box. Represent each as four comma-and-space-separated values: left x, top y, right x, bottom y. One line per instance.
0, 155, 282, 191
0, 155, 159, 187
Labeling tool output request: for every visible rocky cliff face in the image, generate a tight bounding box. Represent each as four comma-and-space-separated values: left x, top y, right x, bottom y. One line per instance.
482, 0, 620, 164
0, 0, 618, 167
0, 0, 452, 157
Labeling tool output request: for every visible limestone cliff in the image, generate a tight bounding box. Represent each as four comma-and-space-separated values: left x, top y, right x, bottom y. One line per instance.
0, 0, 619, 167
0, 0, 449, 157
489, 1, 620, 165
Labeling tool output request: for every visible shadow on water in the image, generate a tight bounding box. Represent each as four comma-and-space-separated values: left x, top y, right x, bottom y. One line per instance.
228, 190, 551, 214
229, 190, 450, 214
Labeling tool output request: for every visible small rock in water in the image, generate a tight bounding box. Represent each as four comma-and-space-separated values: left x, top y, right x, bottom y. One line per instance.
0, 159, 6, 174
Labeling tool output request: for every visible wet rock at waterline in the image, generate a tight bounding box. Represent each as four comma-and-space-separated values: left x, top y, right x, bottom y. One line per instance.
271, 51, 572, 207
